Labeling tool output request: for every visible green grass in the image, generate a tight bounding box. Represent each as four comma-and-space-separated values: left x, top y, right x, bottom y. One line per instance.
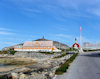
0, 51, 8, 54
0, 50, 16, 55
9, 51, 16, 55
55, 53, 78, 75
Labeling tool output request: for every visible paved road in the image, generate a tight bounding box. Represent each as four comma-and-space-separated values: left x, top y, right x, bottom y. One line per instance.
54, 52, 100, 79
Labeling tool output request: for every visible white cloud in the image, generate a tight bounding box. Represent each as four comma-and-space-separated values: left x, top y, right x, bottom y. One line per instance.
6, 0, 97, 18
0, 27, 16, 35
88, 8, 100, 16
2, 0, 99, 20
0, 31, 15, 35
0, 28, 10, 31
3, 42, 17, 45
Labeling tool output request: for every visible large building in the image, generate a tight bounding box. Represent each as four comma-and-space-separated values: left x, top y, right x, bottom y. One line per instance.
14, 40, 61, 52
3, 37, 69, 52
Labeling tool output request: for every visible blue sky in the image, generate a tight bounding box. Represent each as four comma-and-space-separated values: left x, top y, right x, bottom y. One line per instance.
0, 0, 100, 49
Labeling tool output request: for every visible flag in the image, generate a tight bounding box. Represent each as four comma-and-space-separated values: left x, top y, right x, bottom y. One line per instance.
80, 26, 82, 32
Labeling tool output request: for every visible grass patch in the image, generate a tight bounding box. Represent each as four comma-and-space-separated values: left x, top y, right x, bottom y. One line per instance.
55, 53, 78, 75
9, 51, 16, 55
0, 50, 17, 55
0, 51, 8, 54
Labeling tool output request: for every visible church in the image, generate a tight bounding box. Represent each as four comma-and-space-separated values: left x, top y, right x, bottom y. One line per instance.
72, 38, 80, 49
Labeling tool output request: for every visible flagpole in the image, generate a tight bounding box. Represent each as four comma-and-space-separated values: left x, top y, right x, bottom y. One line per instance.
80, 26, 83, 53
80, 27, 81, 48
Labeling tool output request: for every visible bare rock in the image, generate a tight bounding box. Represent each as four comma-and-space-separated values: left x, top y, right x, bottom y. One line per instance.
11, 72, 19, 79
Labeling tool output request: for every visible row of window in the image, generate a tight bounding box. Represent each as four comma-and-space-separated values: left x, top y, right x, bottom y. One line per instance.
15, 46, 54, 49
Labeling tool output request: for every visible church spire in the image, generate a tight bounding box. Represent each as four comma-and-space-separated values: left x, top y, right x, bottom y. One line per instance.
75, 38, 77, 43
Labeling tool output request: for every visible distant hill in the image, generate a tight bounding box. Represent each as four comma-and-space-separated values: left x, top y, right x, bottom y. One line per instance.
35, 38, 69, 49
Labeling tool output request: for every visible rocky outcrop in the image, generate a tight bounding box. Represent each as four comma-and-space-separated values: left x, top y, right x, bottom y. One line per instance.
14, 52, 61, 60
0, 52, 73, 79
53, 41, 69, 49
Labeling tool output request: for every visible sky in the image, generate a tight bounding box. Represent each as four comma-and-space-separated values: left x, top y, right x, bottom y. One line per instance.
0, 0, 100, 50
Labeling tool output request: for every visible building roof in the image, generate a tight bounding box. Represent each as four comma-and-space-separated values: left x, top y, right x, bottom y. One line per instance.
35, 37, 49, 41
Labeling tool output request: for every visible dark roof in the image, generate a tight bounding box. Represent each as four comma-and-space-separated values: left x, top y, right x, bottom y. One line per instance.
35, 38, 49, 41
35, 37, 50, 41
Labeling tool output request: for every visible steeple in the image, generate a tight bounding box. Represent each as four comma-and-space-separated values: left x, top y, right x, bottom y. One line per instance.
75, 38, 77, 43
